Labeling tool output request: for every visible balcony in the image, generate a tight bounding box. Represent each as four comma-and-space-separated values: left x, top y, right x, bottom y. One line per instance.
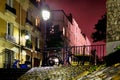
5, 4, 16, 15
5, 34, 16, 43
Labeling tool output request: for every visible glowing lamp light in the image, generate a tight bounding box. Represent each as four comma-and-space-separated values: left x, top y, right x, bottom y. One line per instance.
42, 10, 51, 21
25, 35, 29, 40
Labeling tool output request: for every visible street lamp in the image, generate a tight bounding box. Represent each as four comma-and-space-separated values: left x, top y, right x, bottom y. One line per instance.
42, 10, 51, 21
41, 9, 51, 66
25, 34, 29, 40
25, 31, 30, 40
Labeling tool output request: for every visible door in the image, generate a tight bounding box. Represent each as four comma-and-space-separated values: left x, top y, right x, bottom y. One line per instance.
4, 49, 14, 68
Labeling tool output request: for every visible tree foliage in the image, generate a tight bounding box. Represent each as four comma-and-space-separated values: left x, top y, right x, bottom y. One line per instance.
47, 25, 64, 48
91, 13, 106, 42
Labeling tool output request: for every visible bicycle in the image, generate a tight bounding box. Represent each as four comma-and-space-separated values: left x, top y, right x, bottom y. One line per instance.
47, 48, 80, 66
64, 50, 80, 66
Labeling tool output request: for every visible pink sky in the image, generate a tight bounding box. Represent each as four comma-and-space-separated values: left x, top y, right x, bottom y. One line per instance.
46, 0, 106, 44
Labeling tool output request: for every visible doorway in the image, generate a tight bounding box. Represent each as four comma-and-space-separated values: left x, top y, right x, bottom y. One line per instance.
4, 49, 14, 68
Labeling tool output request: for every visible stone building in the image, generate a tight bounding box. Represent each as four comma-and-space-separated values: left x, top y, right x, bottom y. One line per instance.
0, 0, 43, 68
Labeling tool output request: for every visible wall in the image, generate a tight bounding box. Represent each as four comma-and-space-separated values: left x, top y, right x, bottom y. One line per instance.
107, 0, 120, 54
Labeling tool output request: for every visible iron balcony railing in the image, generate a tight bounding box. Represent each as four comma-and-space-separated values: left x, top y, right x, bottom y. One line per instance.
5, 34, 16, 43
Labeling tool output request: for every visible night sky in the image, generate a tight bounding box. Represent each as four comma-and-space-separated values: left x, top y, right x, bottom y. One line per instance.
46, 0, 106, 44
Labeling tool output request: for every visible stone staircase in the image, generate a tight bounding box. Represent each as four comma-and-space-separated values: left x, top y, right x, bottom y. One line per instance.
18, 66, 91, 80
78, 63, 120, 80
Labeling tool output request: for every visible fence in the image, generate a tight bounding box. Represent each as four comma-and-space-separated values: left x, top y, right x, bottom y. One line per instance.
46, 44, 106, 65
71, 44, 106, 61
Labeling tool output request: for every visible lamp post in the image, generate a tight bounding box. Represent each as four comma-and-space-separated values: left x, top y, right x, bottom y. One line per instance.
41, 9, 51, 66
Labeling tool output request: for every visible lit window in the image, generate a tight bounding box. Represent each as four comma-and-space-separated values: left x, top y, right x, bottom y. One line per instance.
63, 27, 65, 36
35, 16, 40, 26
36, 0, 40, 3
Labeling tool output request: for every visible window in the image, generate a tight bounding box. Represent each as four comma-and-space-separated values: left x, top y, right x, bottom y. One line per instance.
7, 0, 13, 8
35, 16, 40, 26
63, 27, 65, 36
7, 22, 14, 36
35, 38, 40, 49
27, 9, 32, 21
36, 0, 40, 3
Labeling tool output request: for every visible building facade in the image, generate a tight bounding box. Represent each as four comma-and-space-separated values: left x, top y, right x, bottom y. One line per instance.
51, 10, 91, 47
0, 0, 43, 68
48, 10, 91, 59
67, 18, 91, 55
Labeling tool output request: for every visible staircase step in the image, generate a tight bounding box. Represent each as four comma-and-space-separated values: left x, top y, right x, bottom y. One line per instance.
0, 68, 29, 80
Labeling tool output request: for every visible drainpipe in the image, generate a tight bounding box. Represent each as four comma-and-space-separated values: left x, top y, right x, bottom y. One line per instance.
19, 1, 21, 62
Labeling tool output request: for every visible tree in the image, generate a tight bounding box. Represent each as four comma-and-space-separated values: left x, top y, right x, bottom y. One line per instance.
91, 13, 106, 42
47, 25, 64, 48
